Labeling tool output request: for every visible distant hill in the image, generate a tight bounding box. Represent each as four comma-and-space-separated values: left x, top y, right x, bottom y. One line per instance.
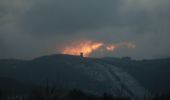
0, 54, 146, 99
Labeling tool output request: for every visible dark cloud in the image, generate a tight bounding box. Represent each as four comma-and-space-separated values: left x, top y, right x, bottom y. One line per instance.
19, 0, 123, 34
0, 0, 170, 59
0, 36, 7, 57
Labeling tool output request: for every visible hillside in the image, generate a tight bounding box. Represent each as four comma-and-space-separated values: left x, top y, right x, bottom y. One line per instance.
0, 54, 146, 99
102, 57, 170, 93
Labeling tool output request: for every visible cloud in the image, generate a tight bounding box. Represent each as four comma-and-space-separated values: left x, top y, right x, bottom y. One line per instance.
1, 0, 170, 35
18, 0, 123, 35
0, 0, 170, 59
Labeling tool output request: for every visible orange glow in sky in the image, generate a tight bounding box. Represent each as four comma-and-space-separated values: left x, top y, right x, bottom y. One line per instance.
61, 40, 103, 57
60, 40, 136, 57
106, 45, 116, 51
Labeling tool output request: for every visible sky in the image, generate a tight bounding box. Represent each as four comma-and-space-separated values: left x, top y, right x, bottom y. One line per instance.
0, 0, 170, 59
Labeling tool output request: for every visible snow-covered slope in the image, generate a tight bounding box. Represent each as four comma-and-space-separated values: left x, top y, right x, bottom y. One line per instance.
0, 54, 146, 99
96, 60, 146, 99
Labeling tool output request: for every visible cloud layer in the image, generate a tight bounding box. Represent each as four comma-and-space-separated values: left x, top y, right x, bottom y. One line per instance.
0, 0, 170, 59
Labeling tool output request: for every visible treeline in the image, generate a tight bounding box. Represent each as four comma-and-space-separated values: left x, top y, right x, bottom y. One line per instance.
0, 87, 170, 100
0, 87, 132, 100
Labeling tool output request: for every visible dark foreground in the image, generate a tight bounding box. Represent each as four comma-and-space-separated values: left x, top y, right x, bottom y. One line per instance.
0, 88, 170, 100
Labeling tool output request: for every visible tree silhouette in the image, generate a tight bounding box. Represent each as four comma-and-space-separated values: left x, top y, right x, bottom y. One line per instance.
152, 94, 170, 100
30, 86, 59, 100
102, 93, 114, 100
0, 89, 2, 100
67, 89, 87, 100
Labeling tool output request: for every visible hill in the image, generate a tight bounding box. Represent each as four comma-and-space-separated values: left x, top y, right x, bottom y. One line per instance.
0, 54, 146, 99
102, 57, 170, 93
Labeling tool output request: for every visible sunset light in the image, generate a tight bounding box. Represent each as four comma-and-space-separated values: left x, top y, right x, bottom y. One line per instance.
60, 40, 136, 57
106, 45, 116, 51
61, 40, 103, 57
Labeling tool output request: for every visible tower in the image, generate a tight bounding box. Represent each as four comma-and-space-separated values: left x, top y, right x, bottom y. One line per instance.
80, 52, 83, 57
